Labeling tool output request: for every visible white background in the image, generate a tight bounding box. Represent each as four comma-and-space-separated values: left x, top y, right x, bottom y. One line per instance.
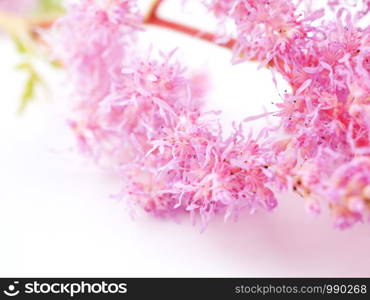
1, 0, 370, 277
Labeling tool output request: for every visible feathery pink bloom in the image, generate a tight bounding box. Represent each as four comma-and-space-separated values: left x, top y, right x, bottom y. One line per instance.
0, 0, 36, 14
328, 157, 370, 228
206, 0, 370, 227
53, 0, 370, 229
52, 0, 278, 228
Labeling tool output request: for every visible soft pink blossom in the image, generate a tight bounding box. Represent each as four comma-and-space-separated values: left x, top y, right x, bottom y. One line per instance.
0, 0, 36, 14
53, 0, 370, 229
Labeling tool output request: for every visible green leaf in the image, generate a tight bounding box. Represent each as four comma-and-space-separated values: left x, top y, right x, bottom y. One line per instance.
18, 75, 37, 113
11, 35, 28, 54
16, 62, 42, 113
38, 0, 65, 14
16, 63, 31, 71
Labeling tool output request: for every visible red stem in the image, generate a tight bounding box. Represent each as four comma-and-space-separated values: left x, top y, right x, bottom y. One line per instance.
146, 16, 235, 49
144, 0, 235, 50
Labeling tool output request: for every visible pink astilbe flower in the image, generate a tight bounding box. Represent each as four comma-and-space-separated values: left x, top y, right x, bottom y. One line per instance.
53, 0, 278, 228
54, 0, 369, 229
0, 0, 36, 14
79, 46, 275, 225
52, 0, 142, 158
207, 0, 370, 227
52, 0, 141, 103
327, 157, 370, 228
124, 115, 277, 226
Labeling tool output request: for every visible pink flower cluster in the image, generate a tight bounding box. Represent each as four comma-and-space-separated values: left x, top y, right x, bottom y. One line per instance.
207, 0, 370, 227
54, 0, 370, 229
0, 0, 36, 14
54, 0, 277, 227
